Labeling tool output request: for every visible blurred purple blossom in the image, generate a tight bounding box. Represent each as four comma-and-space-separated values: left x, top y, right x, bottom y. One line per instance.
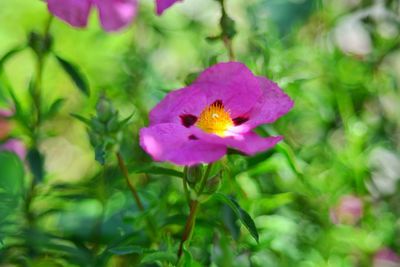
330, 195, 363, 225
0, 139, 26, 160
47, 0, 184, 32
373, 248, 400, 267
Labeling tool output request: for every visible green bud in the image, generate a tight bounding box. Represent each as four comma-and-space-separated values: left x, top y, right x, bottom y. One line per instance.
88, 131, 102, 147
91, 117, 106, 134
186, 165, 203, 186
204, 174, 221, 194
107, 115, 119, 132
96, 96, 114, 122
28, 31, 53, 56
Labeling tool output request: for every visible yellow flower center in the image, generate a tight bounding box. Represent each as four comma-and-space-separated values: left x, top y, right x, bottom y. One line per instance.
196, 100, 233, 136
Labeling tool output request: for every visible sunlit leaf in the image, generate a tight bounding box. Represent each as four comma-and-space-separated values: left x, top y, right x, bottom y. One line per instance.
55, 55, 90, 96
214, 193, 259, 243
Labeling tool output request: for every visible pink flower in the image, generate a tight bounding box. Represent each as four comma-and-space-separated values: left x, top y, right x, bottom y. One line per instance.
0, 139, 26, 160
140, 62, 293, 166
47, 0, 182, 31
156, 0, 182, 15
373, 248, 400, 267
47, 0, 138, 32
330, 195, 363, 225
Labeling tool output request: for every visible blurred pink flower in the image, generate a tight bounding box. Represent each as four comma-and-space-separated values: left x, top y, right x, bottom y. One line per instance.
47, 0, 138, 32
330, 195, 363, 225
0, 139, 26, 160
140, 62, 293, 165
373, 248, 400, 267
156, 0, 182, 15
47, 0, 183, 31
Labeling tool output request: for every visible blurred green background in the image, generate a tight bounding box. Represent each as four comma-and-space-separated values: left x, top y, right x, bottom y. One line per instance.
1, 0, 400, 266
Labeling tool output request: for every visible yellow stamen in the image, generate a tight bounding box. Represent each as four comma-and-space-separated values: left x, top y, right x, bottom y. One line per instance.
196, 101, 233, 136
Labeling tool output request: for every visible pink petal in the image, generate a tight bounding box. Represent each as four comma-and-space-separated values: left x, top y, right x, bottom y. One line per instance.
95, 0, 138, 32
194, 62, 263, 118
155, 0, 182, 15
0, 139, 26, 160
140, 123, 226, 166
47, 0, 92, 28
238, 77, 293, 132
149, 86, 207, 126
195, 129, 282, 155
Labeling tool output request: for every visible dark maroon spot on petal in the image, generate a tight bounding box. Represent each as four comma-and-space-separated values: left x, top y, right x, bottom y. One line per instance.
233, 116, 249, 126
180, 114, 197, 128
212, 99, 224, 107
188, 134, 199, 140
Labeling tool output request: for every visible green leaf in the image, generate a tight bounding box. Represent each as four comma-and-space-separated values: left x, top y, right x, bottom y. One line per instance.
70, 113, 91, 126
131, 165, 183, 178
27, 148, 45, 184
0, 45, 26, 68
141, 251, 177, 264
214, 193, 259, 243
119, 112, 135, 128
0, 152, 24, 195
0, 152, 25, 230
55, 55, 90, 96
44, 98, 65, 119
109, 245, 144, 255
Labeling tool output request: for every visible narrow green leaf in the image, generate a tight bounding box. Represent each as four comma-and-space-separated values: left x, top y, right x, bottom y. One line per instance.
44, 98, 65, 119
70, 113, 91, 126
109, 245, 144, 255
27, 148, 45, 184
141, 251, 177, 264
0, 45, 26, 68
55, 55, 90, 96
132, 165, 183, 178
119, 112, 135, 128
214, 193, 259, 243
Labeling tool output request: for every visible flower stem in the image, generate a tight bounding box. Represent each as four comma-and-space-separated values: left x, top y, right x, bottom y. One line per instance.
115, 152, 159, 242
177, 163, 213, 260
218, 0, 236, 61
177, 199, 199, 259
116, 152, 144, 211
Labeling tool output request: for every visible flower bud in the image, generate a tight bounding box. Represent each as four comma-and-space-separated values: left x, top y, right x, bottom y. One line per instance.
107, 115, 120, 133
28, 31, 52, 56
96, 97, 114, 122
330, 195, 363, 225
204, 174, 221, 194
88, 131, 102, 147
91, 117, 106, 134
186, 165, 203, 186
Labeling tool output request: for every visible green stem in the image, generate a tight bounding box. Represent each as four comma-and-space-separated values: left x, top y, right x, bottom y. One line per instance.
32, 15, 53, 139
177, 200, 199, 259
177, 163, 213, 260
115, 152, 158, 242
116, 152, 145, 211
25, 14, 54, 223
218, 0, 235, 61
183, 166, 191, 204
